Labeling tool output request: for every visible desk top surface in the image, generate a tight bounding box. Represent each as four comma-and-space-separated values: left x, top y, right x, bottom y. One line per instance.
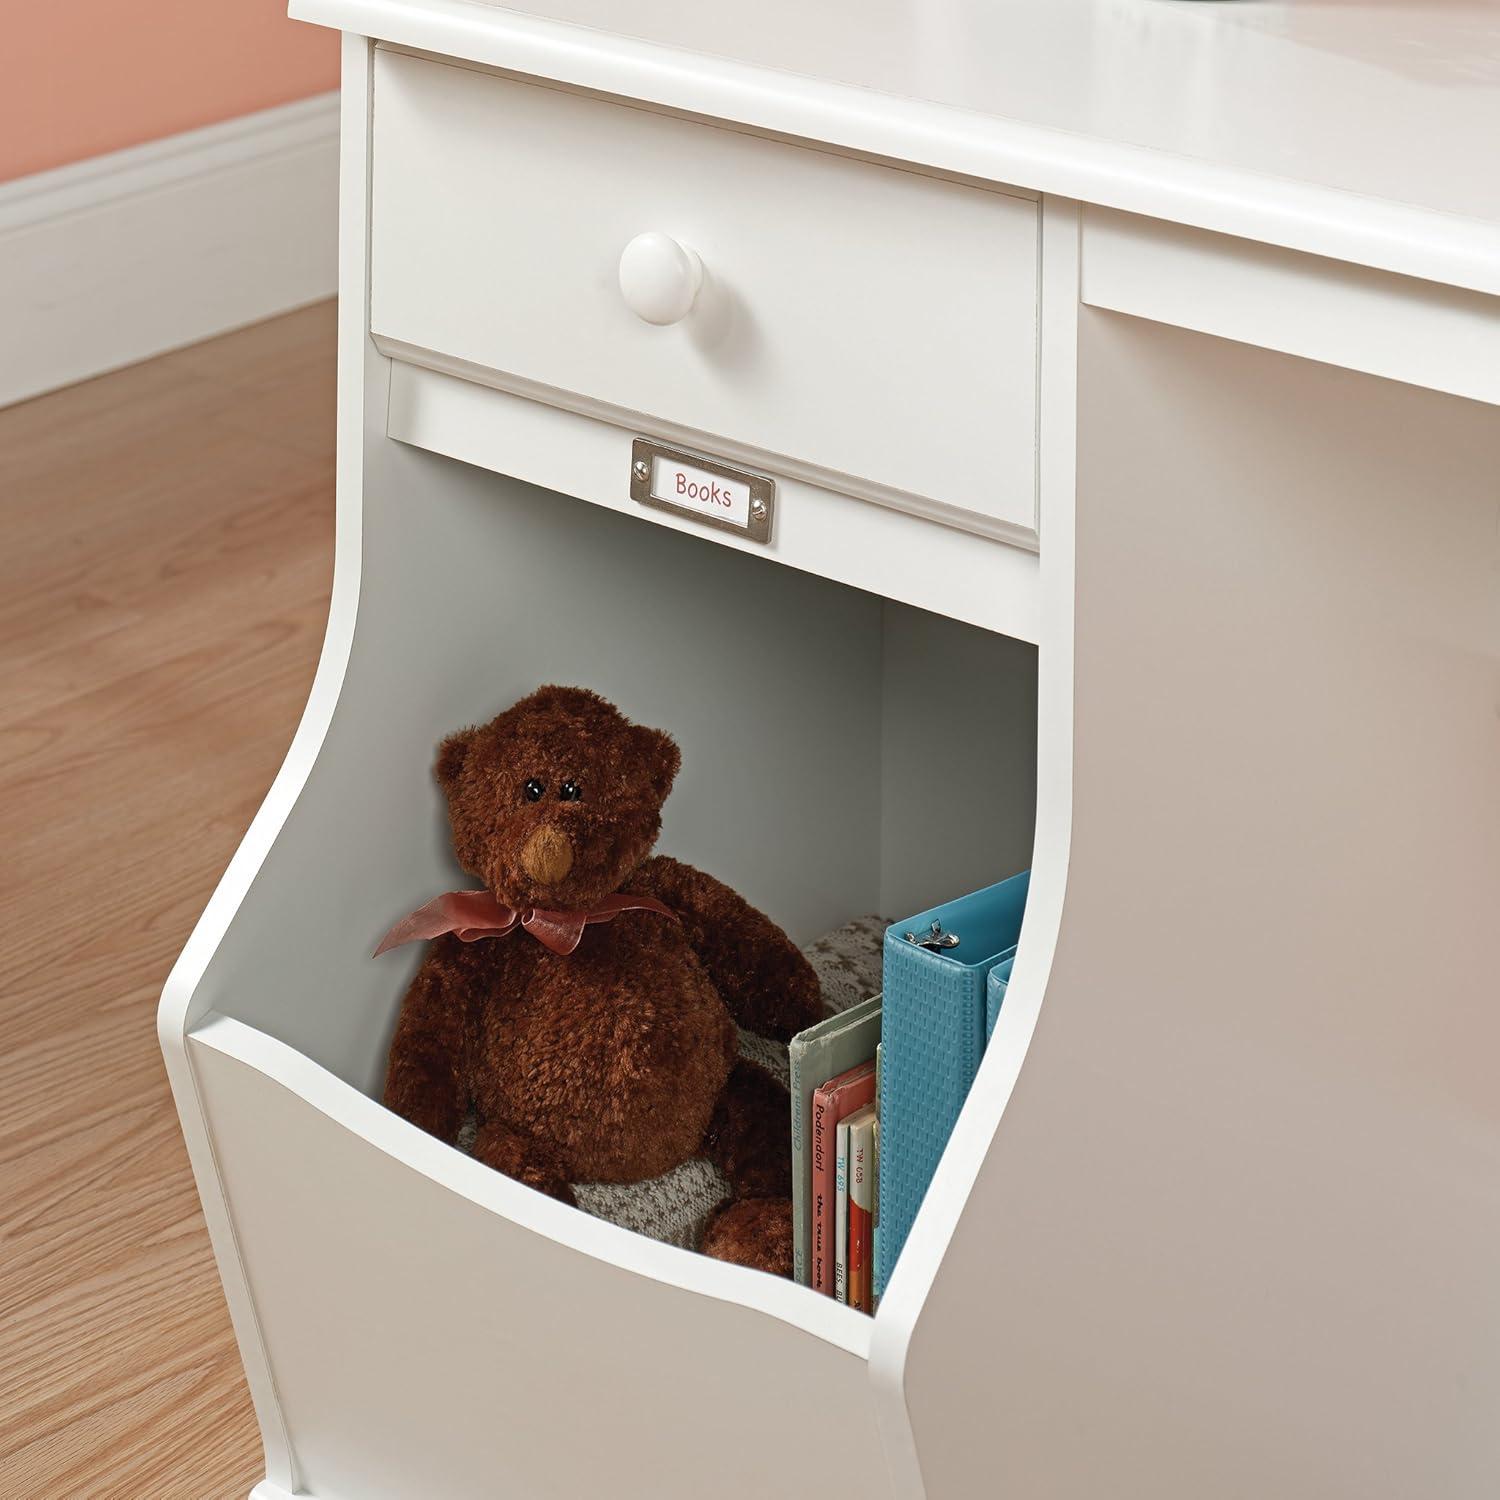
295, 0, 1500, 289
484, 0, 1500, 221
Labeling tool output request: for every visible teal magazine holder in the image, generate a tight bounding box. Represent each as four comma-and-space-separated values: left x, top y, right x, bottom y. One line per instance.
875, 870, 1029, 1298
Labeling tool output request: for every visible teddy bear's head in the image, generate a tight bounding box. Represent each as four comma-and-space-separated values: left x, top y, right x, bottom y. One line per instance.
434, 686, 681, 910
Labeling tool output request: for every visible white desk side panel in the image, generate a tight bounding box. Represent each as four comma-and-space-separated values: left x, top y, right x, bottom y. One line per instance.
159, 34, 883, 1496
190, 1021, 888, 1500
901, 314, 1500, 1498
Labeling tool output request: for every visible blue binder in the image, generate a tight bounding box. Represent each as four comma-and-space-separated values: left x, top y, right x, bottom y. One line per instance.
874, 870, 1029, 1297
985, 955, 1015, 1043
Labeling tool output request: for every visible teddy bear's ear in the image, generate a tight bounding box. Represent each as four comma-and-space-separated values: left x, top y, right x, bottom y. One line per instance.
633, 724, 682, 803
434, 726, 477, 795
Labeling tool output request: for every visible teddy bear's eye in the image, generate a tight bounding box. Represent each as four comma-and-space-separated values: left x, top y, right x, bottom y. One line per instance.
558, 780, 582, 802
523, 778, 546, 802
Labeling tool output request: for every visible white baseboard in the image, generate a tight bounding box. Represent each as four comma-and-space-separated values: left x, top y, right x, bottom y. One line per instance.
0, 93, 340, 408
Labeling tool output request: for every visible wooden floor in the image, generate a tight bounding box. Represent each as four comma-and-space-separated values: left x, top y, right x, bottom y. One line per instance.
0, 304, 337, 1500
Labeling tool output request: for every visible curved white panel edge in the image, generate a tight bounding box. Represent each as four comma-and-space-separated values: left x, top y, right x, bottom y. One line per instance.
191, 1012, 875, 1358
290, 0, 1500, 297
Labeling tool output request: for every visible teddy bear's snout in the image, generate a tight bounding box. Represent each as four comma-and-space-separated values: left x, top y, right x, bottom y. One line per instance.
519, 824, 574, 887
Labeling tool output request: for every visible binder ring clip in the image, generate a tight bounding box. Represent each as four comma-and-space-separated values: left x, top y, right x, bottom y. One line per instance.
905, 920, 960, 953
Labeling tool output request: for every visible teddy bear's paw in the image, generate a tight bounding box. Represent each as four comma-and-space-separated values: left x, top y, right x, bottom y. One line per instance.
472, 1118, 578, 1207
700, 1197, 793, 1279
703, 1059, 792, 1200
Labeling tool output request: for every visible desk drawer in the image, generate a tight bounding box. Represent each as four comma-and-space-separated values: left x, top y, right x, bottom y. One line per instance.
371, 48, 1040, 539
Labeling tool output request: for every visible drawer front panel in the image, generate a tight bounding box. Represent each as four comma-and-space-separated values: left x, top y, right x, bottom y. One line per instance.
371, 49, 1040, 535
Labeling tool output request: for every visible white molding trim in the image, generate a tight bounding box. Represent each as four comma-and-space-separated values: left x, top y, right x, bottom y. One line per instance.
1081, 207, 1500, 409
375, 335, 1042, 554
0, 92, 340, 408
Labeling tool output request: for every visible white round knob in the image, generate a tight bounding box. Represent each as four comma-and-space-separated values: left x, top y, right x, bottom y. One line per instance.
618, 231, 703, 326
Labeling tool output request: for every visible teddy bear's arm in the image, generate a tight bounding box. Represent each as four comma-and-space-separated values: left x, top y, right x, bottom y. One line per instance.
383, 942, 470, 1143
629, 855, 823, 1042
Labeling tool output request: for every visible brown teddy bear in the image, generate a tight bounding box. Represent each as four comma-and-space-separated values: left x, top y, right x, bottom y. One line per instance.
379, 685, 822, 1276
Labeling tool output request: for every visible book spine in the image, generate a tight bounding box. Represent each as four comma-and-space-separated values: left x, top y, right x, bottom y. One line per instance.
814, 1061, 876, 1299
812, 1090, 832, 1295
848, 1113, 875, 1312
790, 1054, 806, 1286
834, 1119, 851, 1305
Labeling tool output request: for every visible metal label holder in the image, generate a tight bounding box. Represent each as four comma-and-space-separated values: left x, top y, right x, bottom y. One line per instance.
630, 438, 775, 544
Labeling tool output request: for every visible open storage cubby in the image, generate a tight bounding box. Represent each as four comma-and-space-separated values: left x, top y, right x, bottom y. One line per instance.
168, 434, 1041, 1500
201, 439, 1038, 1141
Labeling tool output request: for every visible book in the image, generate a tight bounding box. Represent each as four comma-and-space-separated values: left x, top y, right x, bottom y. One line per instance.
834, 1117, 851, 1304
811, 1090, 832, 1293
790, 997, 881, 1286
845, 1104, 877, 1312
812, 1059, 875, 1296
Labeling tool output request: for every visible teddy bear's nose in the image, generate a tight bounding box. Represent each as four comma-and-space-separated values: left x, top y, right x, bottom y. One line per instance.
519, 825, 574, 886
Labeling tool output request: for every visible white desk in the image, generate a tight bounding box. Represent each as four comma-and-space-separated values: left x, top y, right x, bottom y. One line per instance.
160, 5, 1500, 1497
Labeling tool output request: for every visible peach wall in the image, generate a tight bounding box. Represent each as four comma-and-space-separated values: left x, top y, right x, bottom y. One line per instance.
1, 0, 340, 183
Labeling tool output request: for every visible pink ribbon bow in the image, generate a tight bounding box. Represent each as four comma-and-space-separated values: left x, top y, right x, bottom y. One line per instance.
374, 888, 676, 958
